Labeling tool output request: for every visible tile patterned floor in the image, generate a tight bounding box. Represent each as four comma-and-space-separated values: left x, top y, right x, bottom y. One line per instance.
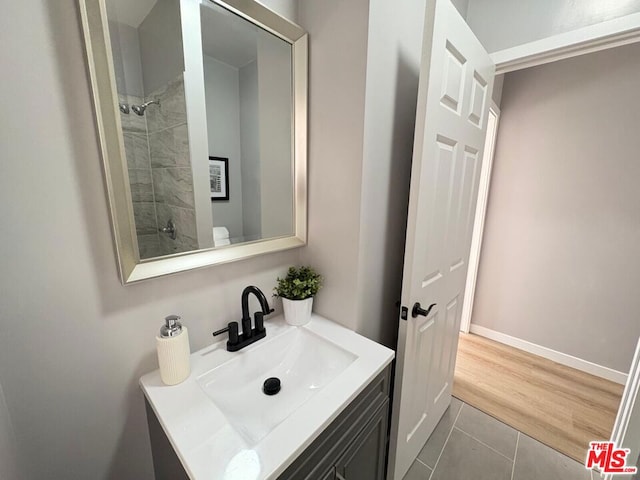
403, 397, 599, 480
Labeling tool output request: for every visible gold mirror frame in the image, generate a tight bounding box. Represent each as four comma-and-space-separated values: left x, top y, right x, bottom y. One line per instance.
78, 0, 307, 284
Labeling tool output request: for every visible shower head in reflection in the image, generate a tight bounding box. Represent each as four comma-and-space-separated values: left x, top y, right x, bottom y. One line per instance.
131, 99, 160, 116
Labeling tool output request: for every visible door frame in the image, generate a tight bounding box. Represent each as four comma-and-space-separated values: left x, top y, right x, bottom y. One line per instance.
460, 13, 640, 334
606, 337, 640, 480
491, 12, 640, 74
459, 102, 499, 334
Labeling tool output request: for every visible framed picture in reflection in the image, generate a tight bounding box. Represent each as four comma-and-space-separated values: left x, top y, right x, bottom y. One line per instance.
209, 156, 229, 201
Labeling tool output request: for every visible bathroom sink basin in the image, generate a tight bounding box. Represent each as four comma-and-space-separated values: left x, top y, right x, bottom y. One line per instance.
140, 314, 394, 479
196, 327, 357, 444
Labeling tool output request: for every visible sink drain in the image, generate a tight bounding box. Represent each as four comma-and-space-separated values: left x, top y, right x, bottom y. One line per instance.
263, 377, 281, 396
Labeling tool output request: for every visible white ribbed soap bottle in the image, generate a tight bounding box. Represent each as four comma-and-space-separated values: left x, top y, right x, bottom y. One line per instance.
156, 315, 190, 386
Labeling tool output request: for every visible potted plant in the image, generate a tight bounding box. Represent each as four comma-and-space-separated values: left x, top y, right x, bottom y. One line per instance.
274, 266, 322, 326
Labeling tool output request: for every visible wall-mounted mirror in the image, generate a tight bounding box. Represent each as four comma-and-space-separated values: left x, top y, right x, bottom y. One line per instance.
79, 0, 307, 283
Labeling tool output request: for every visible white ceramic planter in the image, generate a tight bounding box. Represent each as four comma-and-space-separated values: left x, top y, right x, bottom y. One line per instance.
282, 297, 313, 326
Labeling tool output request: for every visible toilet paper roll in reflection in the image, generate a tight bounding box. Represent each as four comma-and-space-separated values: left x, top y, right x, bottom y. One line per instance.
156, 315, 191, 386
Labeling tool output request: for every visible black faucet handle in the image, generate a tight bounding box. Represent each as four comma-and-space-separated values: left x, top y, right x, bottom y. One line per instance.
213, 322, 239, 346
255, 312, 265, 333
256, 306, 274, 333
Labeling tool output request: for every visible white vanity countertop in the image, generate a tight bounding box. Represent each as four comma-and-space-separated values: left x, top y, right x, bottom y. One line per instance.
140, 314, 395, 480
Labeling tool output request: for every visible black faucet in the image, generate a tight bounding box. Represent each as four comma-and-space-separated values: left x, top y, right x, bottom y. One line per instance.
241, 286, 272, 339
212, 286, 274, 352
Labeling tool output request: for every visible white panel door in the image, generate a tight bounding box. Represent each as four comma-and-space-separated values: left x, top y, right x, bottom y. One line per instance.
387, 1, 494, 478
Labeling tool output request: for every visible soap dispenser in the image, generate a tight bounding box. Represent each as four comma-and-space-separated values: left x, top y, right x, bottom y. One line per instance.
156, 315, 191, 386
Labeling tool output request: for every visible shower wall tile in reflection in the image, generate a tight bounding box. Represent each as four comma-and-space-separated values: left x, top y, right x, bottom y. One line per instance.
152, 167, 194, 209
146, 77, 188, 134
120, 96, 161, 258
122, 133, 151, 169
132, 202, 158, 236
156, 203, 198, 254
128, 168, 154, 203
145, 74, 197, 256
148, 124, 190, 168
117, 74, 196, 258
138, 234, 162, 259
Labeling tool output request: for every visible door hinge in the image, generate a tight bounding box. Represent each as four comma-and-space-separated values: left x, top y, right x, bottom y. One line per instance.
400, 306, 408, 320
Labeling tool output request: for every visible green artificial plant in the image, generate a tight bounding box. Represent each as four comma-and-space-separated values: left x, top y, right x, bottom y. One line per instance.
274, 266, 323, 301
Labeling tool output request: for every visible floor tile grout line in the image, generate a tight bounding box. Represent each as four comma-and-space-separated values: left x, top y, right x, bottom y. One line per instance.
415, 457, 431, 469
511, 432, 520, 480
452, 426, 515, 464
428, 404, 464, 480
452, 404, 519, 463
455, 403, 518, 434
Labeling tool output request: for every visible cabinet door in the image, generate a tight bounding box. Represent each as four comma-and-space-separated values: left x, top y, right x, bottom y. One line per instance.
277, 367, 391, 480
335, 400, 389, 480
320, 467, 336, 480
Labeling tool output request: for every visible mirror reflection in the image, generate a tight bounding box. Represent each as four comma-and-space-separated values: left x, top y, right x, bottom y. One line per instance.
105, 0, 295, 260
201, 2, 294, 248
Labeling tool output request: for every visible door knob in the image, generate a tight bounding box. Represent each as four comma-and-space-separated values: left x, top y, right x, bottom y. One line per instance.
412, 302, 436, 318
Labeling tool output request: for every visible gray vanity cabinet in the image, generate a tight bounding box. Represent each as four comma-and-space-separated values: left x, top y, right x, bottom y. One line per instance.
334, 401, 389, 480
284, 401, 389, 480
278, 366, 391, 480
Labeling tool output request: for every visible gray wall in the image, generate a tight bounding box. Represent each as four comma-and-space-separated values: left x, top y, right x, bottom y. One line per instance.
266, 0, 297, 22
298, 0, 370, 328
203, 55, 244, 239
0, 1, 299, 479
0, 382, 21, 480
450, 0, 469, 17
258, 34, 295, 239
239, 60, 262, 238
355, 0, 426, 347
138, 0, 185, 94
466, 0, 640, 52
298, 0, 426, 348
107, 21, 144, 97
472, 43, 640, 373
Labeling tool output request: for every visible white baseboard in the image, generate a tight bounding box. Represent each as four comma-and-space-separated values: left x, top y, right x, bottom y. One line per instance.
469, 324, 628, 385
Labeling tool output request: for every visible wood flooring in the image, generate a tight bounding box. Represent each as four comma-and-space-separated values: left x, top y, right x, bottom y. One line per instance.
452, 332, 624, 464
